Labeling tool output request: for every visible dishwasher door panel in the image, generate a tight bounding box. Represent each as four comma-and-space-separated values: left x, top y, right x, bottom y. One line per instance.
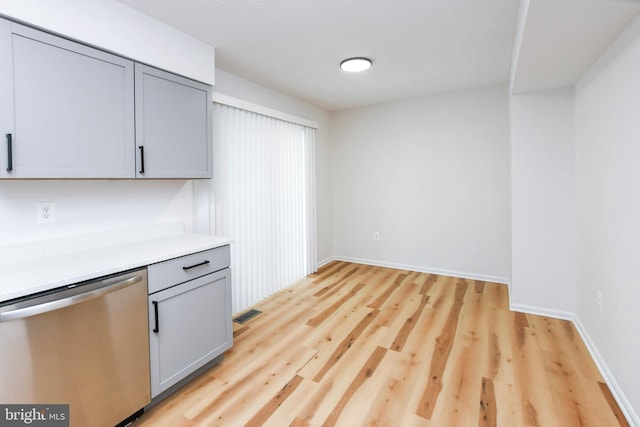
0, 269, 151, 427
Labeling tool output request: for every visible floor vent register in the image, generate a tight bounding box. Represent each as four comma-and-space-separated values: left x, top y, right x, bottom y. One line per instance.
233, 309, 262, 324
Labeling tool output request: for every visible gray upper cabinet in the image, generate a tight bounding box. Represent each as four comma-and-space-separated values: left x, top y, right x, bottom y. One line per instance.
0, 21, 135, 178
0, 18, 213, 179
135, 64, 213, 179
0, 20, 14, 177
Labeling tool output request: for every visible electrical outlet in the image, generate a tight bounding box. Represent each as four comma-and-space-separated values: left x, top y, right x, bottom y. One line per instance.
373, 231, 380, 241
597, 289, 603, 311
36, 201, 56, 224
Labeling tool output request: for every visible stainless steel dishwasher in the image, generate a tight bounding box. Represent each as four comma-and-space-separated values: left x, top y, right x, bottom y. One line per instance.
0, 268, 151, 427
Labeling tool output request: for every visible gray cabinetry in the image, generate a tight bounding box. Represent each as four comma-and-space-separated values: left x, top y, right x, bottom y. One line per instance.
135, 64, 213, 179
0, 20, 135, 178
147, 246, 232, 398
0, 18, 213, 180
0, 20, 13, 176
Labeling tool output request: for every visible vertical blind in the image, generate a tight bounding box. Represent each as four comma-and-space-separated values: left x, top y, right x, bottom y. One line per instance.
213, 103, 317, 314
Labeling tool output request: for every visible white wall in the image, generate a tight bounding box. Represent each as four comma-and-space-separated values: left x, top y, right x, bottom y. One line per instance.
331, 85, 511, 282
0, 180, 196, 245
212, 69, 334, 265
574, 15, 640, 423
0, 0, 215, 84
510, 87, 576, 316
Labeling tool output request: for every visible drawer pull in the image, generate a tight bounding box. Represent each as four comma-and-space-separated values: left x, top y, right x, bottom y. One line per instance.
6, 134, 12, 173
182, 260, 210, 271
152, 300, 159, 333
138, 146, 145, 174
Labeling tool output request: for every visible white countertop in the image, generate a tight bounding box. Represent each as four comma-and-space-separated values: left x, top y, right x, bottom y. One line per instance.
0, 232, 232, 303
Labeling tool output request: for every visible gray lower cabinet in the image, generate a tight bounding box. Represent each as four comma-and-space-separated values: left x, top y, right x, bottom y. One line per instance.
135, 64, 213, 179
0, 20, 135, 178
147, 248, 232, 398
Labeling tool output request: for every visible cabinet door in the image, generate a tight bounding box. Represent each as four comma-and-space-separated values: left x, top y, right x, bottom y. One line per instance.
135, 64, 212, 179
148, 268, 232, 397
1, 22, 135, 178
0, 19, 14, 177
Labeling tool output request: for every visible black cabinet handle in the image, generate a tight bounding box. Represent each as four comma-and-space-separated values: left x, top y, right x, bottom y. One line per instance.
182, 260, 210, 271
138, 146, 145, 174
6, 134, 12, 173
152, 300, 159, 333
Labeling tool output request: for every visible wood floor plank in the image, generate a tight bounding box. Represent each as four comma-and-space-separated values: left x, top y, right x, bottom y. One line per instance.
213, 318, 315, 383
515, 311, 530, 328
428, 287, 491, 425
492, 379, 518, 426
312, 317, 384, 375
312, 260, 348, 281
511, 314, 560, 427
367, 271, 407, 310
540, 349, 600, 427
300, 324, 391, 426
313, 265, 361, 297
320, 346, 388, 426
425, 274, 458, 311
244, 374, 304, 426
330, 348, 399, 426
415, 279, 469, 420
307, 282, 367, 327
482, 281, 510, 310
479, 377, 497, 427
458, 288, 489, 349
288, 418, 310, 427
389, 294, 430, 352
361, 376, 407, 426
531, 315, 603, 382
269, 376, 328, 426
527, 314, 629, 426
188, 346, 317, 426
419, 273, 438, 295
385, 288, 450, 418
139, 375, 224, 426
430, 343, 482, 426
306, 268, 379, 320
134, 263, 630, 427
309, 309, 379, 382
598, 381, 631, 427
483, 308, 515, 385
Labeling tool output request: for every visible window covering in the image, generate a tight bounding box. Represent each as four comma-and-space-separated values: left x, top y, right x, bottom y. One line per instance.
213, 103, 317, 314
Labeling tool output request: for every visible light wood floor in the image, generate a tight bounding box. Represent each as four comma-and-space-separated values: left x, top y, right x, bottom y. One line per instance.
135, 261, 629, 426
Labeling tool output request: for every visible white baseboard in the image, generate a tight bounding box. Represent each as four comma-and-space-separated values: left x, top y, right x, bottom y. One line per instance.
316, 256, 336, 269
333, 255, 510, 285
572, 316, 639, 426
509, 303, 575, 321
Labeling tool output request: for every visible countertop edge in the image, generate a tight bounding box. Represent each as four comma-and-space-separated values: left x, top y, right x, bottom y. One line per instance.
0, 233, 233, 303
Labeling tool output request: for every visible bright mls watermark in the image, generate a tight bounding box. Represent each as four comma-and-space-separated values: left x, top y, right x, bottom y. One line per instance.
0, 405, 68, 427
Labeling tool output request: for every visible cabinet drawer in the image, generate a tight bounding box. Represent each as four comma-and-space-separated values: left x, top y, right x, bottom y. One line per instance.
148, 245, 230, 294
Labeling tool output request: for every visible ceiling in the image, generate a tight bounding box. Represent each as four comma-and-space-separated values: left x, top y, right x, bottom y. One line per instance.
115, 0, 640, 111
513, 0, 640, 93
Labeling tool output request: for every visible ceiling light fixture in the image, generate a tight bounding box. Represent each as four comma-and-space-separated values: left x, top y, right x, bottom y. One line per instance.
340, 57, 372, 72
